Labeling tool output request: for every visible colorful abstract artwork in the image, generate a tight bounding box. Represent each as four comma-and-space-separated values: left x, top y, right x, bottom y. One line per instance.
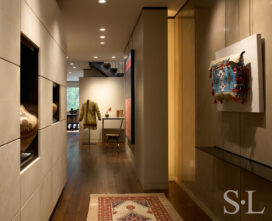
125, 50, 135, 143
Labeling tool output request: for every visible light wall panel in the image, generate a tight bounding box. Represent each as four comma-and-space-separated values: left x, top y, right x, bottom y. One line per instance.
51, 121, 66, 165
39, 0, 66, 51
52, 156, 66, 207
21, 0, 40, 47
127, 9, 168, 189
12, 213, 20, 221
24, 0, 66, 51
20, 159, 41, 207
40, 25, 54, 80
128, 17, 145, 185
240, 0, 272, 167
39, 126, 53, 180
0, 0, 20, 65
40, 170, 53, 221
40, 25, 66, 86
142, 9, 168, 189
21, 187, 41, 221
0, 140, 20, 221
168, 19, 176, 180
0, 59, 20, 146
53, 45, 66, 86
13, 1, 67, 221
39, 77, 53, 129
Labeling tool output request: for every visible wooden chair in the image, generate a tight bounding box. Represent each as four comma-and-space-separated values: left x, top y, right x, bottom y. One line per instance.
105, 118, 124, 151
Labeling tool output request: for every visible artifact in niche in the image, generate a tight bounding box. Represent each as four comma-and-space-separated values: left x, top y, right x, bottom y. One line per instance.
20, 105, 39, 152
53, 103, 58, 115
209, 51, 249, 104
116, 110, 120, 117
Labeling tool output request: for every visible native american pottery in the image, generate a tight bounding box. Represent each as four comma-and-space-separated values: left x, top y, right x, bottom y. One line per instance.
209, 51, 249, 104
20, 105, 39, 152
53, 103, 58, 115
105, 113, 109, 118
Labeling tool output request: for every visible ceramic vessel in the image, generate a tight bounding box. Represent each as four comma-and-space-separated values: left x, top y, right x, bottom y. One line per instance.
53, 103, 58, 115
20, 105, 39, 152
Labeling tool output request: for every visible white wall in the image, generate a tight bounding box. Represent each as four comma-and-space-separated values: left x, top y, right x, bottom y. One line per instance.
126, 9, 168, 190
0, 0, 67, 221
79, 77, 125, 143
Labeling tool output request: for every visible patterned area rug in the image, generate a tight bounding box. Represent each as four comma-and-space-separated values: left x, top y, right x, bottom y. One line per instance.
87, 193, 183, 221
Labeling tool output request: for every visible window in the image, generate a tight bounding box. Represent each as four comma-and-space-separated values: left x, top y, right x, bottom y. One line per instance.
67, 87, 79, 111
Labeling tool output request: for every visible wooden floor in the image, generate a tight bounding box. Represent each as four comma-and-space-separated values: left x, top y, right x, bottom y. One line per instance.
50, 132, 211, 221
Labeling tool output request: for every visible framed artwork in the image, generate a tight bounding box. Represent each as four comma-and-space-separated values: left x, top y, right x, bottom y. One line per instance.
125, 50, 135, 143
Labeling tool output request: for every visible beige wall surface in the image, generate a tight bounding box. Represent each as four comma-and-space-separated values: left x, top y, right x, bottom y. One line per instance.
126, 9, 168, 190
79, 77, 125, 143
168, 0, 196, 187
0, 0, 67, 220
168, 19, 176, 181
195, 0, 272, 167
169, 0, 272, 220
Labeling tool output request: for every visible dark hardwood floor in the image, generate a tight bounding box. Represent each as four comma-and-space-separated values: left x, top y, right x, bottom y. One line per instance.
50, 132, 211, 221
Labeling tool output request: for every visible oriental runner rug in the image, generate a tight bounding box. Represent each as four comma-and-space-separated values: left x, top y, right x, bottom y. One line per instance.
87, 193, 183, 221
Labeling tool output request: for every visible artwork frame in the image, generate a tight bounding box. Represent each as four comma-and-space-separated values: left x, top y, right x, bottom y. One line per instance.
125, 50, 135, 144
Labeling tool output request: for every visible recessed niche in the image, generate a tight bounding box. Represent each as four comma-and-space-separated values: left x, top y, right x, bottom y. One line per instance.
53, 83, 60, 123
20, 34, 39, 169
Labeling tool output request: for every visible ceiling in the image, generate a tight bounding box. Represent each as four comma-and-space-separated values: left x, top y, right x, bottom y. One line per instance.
58, 0, 186, 63
67, 61, 89, 81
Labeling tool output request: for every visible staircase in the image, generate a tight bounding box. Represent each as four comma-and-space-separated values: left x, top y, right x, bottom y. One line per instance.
89, 61, 124, 77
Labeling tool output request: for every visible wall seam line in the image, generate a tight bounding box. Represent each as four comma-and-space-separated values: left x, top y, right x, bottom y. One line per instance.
0, 138, 20, 149
39, 75, 66, 87
0, 57, 20, 67
23, 0, 67, 55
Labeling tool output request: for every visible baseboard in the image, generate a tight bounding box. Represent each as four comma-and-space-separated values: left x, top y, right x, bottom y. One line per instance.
176, 179, 220, 221
143, 182, 169, 190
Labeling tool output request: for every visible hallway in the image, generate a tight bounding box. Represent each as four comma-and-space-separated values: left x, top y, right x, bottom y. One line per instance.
50, 133, 210, 221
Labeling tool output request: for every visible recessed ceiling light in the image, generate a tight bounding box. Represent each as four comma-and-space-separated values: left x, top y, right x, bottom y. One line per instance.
100, 42, 105, 45
99, 28, 106, 32
98, 0, 106, 4
73, 66, 76, 69
69, 72, 72, 74
94, 56, 98, 59
100, 36, 106, 39
66, 56, 69, 59
112, 56, 116, 59
70, 62, 74, 66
